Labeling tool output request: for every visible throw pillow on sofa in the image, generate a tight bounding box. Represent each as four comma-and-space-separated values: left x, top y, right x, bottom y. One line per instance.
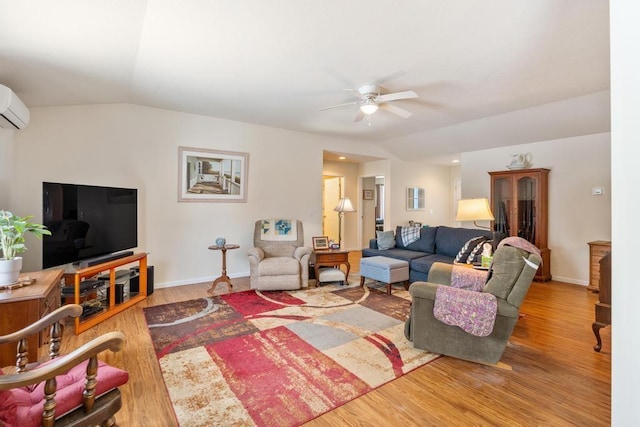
399, 226, 421, 246
467, 239, 493, 264
454, 236, 489, 264
395, 225, 437, 253
376, 230, 396, 250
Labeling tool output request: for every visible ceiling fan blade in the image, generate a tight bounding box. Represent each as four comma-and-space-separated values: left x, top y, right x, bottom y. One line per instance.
318, 101, 358, 111
379, 103, 412, 118
376, 90, 418, 103
354, 110, 365, 122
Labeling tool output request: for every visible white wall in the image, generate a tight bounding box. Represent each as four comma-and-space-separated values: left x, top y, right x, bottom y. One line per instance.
9, 104, 390, 286
461, 132, 611, 285
0, 129, 14, 209
388, 159, 454, 229
611, 0, 640, 423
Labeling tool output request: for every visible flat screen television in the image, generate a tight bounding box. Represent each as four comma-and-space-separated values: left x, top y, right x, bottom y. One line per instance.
42, 182, 138, 269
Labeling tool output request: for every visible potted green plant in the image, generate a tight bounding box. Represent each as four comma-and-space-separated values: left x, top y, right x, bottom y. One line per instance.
0, 210, 51, 285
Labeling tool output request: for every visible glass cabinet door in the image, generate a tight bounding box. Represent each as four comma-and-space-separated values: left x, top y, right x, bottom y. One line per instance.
516, 176, 536, 244
492, 177, 512, 237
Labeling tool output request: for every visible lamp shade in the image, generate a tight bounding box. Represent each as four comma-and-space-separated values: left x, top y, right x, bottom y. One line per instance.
455, 198, 495, 222
334, 197, 355, 213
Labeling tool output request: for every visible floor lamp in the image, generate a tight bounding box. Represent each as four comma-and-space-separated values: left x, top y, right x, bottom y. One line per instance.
333, 197, 355, 249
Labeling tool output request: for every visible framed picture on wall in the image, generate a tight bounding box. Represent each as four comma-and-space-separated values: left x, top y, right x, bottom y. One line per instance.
312, 236, 330, 250
363, 189, 374, 200
178, 146, 249, 202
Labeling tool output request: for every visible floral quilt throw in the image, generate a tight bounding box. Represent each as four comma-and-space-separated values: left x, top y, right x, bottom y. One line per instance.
433, 286, 497, 337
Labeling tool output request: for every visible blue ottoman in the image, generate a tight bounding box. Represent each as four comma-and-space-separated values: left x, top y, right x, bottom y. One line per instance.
359, 256, 410, 295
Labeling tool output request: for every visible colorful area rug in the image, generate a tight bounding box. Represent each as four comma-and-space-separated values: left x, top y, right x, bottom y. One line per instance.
143, 284, 439, 426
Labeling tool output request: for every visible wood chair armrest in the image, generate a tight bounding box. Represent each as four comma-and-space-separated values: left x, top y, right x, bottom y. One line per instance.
0, 304, 82, 345
0, 331, 125, 390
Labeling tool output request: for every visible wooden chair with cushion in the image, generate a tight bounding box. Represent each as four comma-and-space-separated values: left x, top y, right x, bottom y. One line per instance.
0, 304, 128, 427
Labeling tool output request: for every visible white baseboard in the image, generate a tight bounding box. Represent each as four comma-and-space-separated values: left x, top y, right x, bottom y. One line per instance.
550, 275, 588, 286
155, 270, 250, 289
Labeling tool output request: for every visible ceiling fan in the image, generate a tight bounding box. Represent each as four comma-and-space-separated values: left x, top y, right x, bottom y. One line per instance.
319, 85, 418, 122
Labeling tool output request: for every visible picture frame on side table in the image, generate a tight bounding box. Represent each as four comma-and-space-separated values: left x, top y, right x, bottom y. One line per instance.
363, 189, 374, 200
178, 146, 249, 202
312, 236, 330, 250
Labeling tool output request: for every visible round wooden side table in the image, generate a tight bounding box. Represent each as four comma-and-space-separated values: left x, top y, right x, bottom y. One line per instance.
207, 244, 239, 294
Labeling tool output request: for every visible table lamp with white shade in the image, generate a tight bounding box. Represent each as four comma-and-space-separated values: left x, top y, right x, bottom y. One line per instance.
455, 198, 495, 229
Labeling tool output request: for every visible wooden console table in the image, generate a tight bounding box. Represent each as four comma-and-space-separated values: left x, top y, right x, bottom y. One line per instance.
64, 253, 148, 334
0, 269, 63, 367
314, 249, 350, 283
208, 244, 239, 294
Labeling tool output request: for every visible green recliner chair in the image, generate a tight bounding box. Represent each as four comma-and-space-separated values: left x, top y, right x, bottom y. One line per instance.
405, 242, 542, 364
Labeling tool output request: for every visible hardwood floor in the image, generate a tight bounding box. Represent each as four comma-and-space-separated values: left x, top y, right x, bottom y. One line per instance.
57, 253, 611, 426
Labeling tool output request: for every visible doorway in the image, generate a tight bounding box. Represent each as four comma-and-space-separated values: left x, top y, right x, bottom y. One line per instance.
361, 175, 385, 247
322, 175, 342, 244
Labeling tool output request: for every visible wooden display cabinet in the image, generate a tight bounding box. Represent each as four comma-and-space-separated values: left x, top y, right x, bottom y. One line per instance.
0, 269, 63, 367
489, 168, 551, 281
63, 252, 147, 334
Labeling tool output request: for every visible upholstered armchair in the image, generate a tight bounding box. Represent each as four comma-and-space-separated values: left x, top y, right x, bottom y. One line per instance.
247, 219, 313, 290
0, 304, 128, 427
405, 238, 542, 364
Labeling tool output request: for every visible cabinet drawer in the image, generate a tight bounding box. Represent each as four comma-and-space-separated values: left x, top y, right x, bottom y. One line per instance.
317, 254, 347, 263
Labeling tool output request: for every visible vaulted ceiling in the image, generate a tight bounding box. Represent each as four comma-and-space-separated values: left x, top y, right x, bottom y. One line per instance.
0, 1, 610, 163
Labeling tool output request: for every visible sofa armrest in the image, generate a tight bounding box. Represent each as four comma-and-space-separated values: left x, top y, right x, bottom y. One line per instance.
369, 238, 378, 249
247, 247, 264, 263
426, 263, 454, 286
294, 246, 313, 261
408, 281, 439, 299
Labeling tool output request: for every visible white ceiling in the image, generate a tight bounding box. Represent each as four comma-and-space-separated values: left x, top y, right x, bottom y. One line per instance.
0, 1, 610, 163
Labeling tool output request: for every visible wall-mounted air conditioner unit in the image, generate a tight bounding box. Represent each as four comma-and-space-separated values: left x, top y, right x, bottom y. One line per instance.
0, 84, 30, 129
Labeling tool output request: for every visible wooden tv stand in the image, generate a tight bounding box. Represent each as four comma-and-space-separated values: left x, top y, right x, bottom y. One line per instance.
63, 252, 148, 334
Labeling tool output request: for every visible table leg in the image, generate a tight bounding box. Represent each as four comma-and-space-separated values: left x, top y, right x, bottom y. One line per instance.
592, 321, 607, 352
208, 249, 233, 294
344, 261, 350, 284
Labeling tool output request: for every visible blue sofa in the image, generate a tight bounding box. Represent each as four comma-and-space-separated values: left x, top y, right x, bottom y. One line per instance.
362, 225, 493, 282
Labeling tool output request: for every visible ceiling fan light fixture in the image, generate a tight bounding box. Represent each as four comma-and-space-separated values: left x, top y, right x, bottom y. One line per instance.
360, 99, 379, 115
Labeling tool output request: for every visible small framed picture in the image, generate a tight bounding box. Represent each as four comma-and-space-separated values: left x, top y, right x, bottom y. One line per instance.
312, 236, 329, 250
363, 189, 374, 200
